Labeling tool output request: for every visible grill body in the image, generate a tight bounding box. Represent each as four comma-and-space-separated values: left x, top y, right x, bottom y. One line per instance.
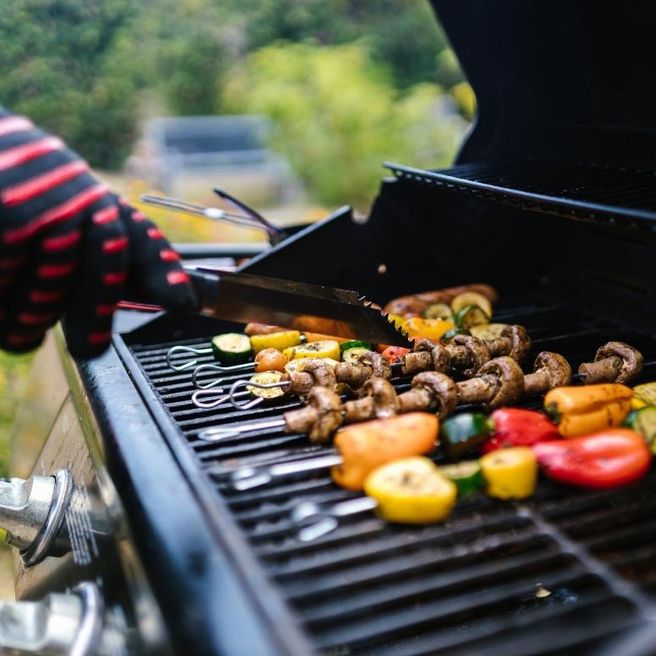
11, 2, 656, 654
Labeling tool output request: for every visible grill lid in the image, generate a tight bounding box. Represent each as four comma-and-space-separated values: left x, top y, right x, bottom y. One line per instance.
431, 0, 656, 167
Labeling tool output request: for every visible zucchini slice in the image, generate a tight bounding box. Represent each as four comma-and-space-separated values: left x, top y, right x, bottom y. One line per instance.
211, 333, 252, 364
423, 303, 454, 321
247, 371, 286, 399
451, 292, 493, 318
454, 304, 491, 331
470, 323, 509, 340
342, 347, 372, 364
284, 357, 339, 374
340, 339, 373, 353
283, 339, 341, 361
439, 461, 485, 497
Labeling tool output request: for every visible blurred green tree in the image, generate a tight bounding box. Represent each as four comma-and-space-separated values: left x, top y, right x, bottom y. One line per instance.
223, 43, 466, 209
0, 0, 139, 169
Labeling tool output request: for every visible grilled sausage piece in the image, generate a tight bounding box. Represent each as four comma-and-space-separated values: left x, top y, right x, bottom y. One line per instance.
384, 284, 498, 318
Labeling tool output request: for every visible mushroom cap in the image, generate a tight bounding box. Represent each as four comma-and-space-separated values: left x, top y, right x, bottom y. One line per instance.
502, 324, 532, 362
357, 351, 392, 379
451, 334, 491, 377
477, 356, 525, 407
301, 360, 337, 388
358, 377, 400, 418
412, 371, 458, 416
534, 351, 572, 388
306, 387, 344, 443
413, 339, 450, 373
595, 341, 643, 384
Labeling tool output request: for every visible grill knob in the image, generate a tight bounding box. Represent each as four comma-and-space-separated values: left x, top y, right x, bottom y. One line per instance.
0, 469, 72, 566
0, 581, 103, 655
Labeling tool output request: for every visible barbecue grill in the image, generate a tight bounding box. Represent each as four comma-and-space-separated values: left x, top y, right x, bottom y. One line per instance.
7, 1, 656, 654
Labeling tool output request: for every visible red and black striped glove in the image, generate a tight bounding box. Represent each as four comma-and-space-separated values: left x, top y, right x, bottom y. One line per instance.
0, 110, 196, 357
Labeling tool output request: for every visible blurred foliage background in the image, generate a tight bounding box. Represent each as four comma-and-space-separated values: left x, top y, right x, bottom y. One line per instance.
0, 0, 472, 456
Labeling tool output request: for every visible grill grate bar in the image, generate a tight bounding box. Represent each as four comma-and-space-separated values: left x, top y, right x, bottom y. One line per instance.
311, 568, 606, 651
125, 297, 656, 656
300, 547, 571, 626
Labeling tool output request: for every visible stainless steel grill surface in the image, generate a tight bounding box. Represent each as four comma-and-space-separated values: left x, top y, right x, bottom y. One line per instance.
119, 302, 656, 656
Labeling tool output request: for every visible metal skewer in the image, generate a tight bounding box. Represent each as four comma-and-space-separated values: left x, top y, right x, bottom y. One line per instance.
192, 362, 255, 389
167, 344, 214, 371
140, 194, 274, 235
292, 497, 378, 542
227, 453, 344, 491
199, 418, 287, 443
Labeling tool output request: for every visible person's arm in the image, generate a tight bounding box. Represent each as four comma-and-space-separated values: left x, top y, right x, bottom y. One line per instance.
0, 109, 195, 356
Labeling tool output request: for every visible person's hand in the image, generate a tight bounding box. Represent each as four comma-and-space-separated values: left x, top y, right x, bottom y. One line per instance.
0, 111, 196, 357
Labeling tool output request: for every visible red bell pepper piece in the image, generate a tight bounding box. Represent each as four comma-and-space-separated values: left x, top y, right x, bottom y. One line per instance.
380, 345, 409, 364
482, 408, 560, 454
532, 429, 651, 489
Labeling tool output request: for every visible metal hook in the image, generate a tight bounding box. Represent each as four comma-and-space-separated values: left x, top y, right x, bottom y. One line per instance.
291, 497, 379, 542
192, 362, 255, 389
228, 378, 291, 410
167, 344, 213, 371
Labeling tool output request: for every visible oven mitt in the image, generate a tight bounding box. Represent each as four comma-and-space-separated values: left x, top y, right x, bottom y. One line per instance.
0, 110, 196, 357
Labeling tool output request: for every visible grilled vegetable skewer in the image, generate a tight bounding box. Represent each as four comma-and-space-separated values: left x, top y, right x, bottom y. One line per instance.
202, 326, 532, 409
229, 413, 439, 492
292, 456, 457, 541
200, 352, 571, 445
193, 352, 391, 409
402, 326, 531, 377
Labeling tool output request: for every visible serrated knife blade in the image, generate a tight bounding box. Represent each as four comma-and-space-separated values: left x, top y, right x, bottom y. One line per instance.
185, 267, 411, 346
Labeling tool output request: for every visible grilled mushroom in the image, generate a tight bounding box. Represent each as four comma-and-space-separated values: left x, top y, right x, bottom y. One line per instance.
456, 356, 525, 408
404, 371, 458, 416
523, 352, 572, 396
578, 341, 643, 384
486, 325, 532, 362
286, 387, 344, 443
448, 335, 491, 377
402, 339, 450, 375
344, 378, 400, 422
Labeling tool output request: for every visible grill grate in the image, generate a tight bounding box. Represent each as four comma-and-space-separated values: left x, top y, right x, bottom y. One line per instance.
385, 161, 656, 231
122, 300, 656, 655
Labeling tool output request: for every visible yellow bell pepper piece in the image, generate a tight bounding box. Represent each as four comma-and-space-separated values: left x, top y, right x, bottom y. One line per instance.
283, 339, 341, 361
480, 446, 537, 499
544, 384, 633, 438
402, 317, 455, 341
250, 330, 301, 354
632, 397, 649, 410
387, 314, 406, 330
633, 382, 656, 407
364, 457, 457, 524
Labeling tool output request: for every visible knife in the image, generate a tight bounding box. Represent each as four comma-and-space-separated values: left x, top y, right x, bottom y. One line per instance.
185, 267, 411, 347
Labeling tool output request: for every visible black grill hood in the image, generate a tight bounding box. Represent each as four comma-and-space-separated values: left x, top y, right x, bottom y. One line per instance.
431, 0, 656, 168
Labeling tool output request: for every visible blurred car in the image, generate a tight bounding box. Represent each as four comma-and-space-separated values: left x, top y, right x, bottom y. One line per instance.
126, 115, 302, 206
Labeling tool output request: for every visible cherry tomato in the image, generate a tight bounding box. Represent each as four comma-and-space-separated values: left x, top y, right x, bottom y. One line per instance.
254, 348, 289, 372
